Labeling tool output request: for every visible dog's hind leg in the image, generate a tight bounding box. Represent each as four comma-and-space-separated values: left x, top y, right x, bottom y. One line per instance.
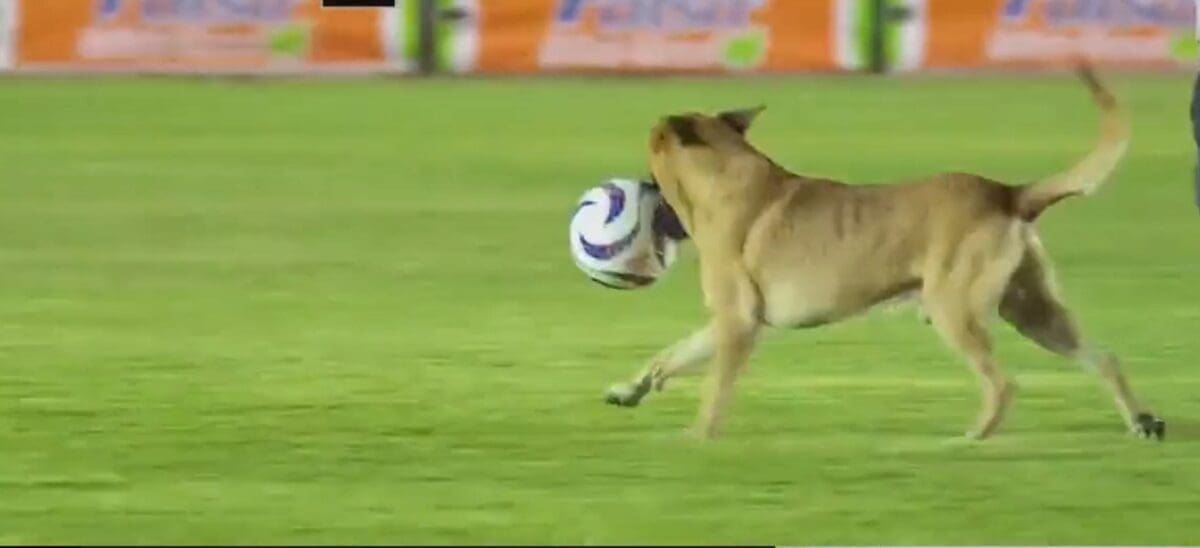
604, 324, 715, 408
925, 295, 1016, 440
999, 241, 1164, 439
924, 241, 1021, 440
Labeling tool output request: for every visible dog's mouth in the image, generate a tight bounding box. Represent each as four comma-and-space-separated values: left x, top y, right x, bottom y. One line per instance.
639, 173, 688, 241
650, 194, 689, 242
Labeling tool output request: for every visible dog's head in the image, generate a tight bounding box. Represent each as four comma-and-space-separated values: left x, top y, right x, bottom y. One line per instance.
646, 106, 768, 235
651, 105, 763, 154
648, 105, 766, 186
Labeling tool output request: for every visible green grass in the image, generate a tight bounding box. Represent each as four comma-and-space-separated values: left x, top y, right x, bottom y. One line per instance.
1, 73, 1199, 545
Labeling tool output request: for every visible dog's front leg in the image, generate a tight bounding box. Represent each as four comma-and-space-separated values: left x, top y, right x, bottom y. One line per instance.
605, 324, 715, 408
690, 267, 762, 440
691, 316, 757, 440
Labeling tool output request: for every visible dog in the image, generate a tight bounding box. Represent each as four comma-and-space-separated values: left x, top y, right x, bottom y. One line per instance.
604, 63, 1165, 442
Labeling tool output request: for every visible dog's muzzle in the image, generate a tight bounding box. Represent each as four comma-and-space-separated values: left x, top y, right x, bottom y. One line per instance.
644, 176, 689, 241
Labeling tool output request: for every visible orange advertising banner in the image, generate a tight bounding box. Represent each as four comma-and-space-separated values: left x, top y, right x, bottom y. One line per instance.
14, 0, 393, 72
462, 0, 840, 74
13, 0, 1182, 75
922, 0, 1195, 69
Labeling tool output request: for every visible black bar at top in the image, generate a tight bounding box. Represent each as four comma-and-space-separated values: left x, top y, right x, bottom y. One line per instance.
322, 0, 395, 7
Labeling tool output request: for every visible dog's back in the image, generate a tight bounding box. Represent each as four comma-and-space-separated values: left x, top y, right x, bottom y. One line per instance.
738, 171, 1018, 327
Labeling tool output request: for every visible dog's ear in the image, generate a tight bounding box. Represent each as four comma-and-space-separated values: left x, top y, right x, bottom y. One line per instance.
666, 115, 707, 147
717, 105, 765, 135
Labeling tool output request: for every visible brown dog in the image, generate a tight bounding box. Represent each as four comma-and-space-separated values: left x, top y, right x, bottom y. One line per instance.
605, 63, 1165, 441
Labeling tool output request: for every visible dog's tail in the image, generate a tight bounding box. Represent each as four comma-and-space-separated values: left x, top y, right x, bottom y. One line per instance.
1014, 62, 1129, 222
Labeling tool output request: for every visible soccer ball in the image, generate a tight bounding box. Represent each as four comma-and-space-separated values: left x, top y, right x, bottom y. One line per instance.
569, 178, 680, 290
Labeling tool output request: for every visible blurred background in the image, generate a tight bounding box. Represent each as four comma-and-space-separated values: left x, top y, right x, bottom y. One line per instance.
2, 0, 1199, 545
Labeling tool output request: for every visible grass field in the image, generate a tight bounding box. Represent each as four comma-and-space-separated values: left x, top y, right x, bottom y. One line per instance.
2, 72, 1199, 545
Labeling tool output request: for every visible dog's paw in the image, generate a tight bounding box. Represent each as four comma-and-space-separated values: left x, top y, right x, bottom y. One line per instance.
603, 385, 639, 407
604, 377, 652, 408
1133, 412, 1165, 441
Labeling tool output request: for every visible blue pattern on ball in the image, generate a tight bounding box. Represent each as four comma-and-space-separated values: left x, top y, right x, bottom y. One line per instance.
578, 224, 638, 260
600, 183, 626, 224
575, 183, 639, 261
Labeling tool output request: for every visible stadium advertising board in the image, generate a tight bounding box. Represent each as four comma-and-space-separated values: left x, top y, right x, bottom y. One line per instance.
5, 0, 1193, 74
395, 0, 478, 73
919, 0, 1195, 69
453, 0, 841, 73
12, 0, 394, 73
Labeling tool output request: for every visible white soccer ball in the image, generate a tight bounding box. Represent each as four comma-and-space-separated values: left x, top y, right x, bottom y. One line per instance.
569, 178, 680, 290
